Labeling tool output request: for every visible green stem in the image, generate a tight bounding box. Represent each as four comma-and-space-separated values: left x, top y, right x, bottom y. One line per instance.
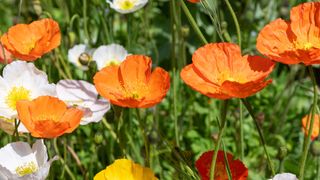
299, 66, 318, 180
136, 108, 150, 167
180, 0, 208, 45
209, 100, 229, 180
239, 99, 244, 160
53, 138, 76, 180
242, 98, 275, 176
224, 0, 241, 47
173, 68, 180, 147
83, 0, 90, 44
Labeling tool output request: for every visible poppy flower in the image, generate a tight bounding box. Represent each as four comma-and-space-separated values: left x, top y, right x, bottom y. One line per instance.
257, 2, 320, 65
1, 18, 61, 61
187, 0, 200, 3
0, 140, 58, 179
16, 96, 83, 138
0, 44, 13, 64
195, 150, 248, 180
94, 159, 158, 180
92, 44, 128, 70
107, 0, 148, 14
94, 55, 170, 108
180, 43, 275, 99
0, 61, 56, 134
56, 80, 110, 125
302, 114, 319, 140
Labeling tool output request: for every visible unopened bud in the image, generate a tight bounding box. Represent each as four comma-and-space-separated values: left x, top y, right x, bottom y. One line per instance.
311, 140, 320, 156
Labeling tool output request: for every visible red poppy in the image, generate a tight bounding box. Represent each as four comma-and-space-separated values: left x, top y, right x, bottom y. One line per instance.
195, 150, 248, 180
257, 2, 320, 65
180, 43, 275, 99
94, 55, 170, 108
1, 18, 61, 61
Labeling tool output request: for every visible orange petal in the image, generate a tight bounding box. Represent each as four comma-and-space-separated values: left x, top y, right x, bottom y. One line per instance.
29, 96, 67, 120
61, 108, 83, 133
140, 67, 170, 108
119, 55, 152, 86
16, 100, 35, 133
302, 114, 320, 140
192, 43, 242, 85
180, 64, 231, 99
221, 79, 272, 98
94, 65, 125, 105
257, 18, 300, 64
33, 120, 70, 138
290, 2, 320, 45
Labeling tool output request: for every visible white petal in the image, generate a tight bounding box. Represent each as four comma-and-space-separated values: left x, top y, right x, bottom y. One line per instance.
108, 0, 148, 14
56, 79, 98, 103
92, 44, 128, 70
0, 142, 37, 174
32, 156, 58, 180
272, 173, 298, 180
68, 44, 87, 65
32, 140, 48, 167
80, 98, 110, 125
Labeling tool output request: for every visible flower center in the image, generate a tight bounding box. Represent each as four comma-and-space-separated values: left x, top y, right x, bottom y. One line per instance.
78, 52, 92, 66
122, 81, 149, 100
15, 161, 38, 177
105, 59, 121, 67
119, 0, 135, 10
35, 114, 59, 122
294, 41, 313, 51
5, 86, 31, 110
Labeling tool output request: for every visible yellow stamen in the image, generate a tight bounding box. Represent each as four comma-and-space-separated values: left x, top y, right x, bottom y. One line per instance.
15, 161, 38, 177
119, 0, 135, 10
294, 41, 313, 51
105, 59, 121, 67
5, 86, 31, 110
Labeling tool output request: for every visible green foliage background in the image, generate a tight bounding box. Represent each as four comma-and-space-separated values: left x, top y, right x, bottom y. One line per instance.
0, 0, 319, 179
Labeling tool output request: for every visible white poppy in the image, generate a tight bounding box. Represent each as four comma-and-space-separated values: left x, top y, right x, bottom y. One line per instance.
67, 44, 93, 70
271, 173, 298, 180
0, 140, 58, 179
107, 0, 148, 14
0, 61, 56, 133
92, 44, 128, 70
56, 79, 110, 125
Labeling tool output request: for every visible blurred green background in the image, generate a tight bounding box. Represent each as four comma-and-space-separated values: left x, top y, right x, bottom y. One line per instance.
0, 0, 319, 179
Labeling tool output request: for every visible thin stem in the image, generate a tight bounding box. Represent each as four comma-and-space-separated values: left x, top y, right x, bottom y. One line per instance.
53, 138, 76, 180
173, 68, 180, 147
242, 98, 275, 176
299, 66, 318, 180
180, 0, 208, 45
136, 108, 150, 167
209, 100, 229, 180
83, 0, 90, 44
224, 0, 241, 47
239, 99, 244, 160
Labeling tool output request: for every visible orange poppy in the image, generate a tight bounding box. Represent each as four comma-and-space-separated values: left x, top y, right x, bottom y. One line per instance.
302, 114, 319, 140
257, 2, 320, 65
94, 55, 170, 108
195, 150, 248, 180
1, 18, 61, 61
16, 96, 83, 138
187, 0, 200, 3
180, 43, 275, 99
